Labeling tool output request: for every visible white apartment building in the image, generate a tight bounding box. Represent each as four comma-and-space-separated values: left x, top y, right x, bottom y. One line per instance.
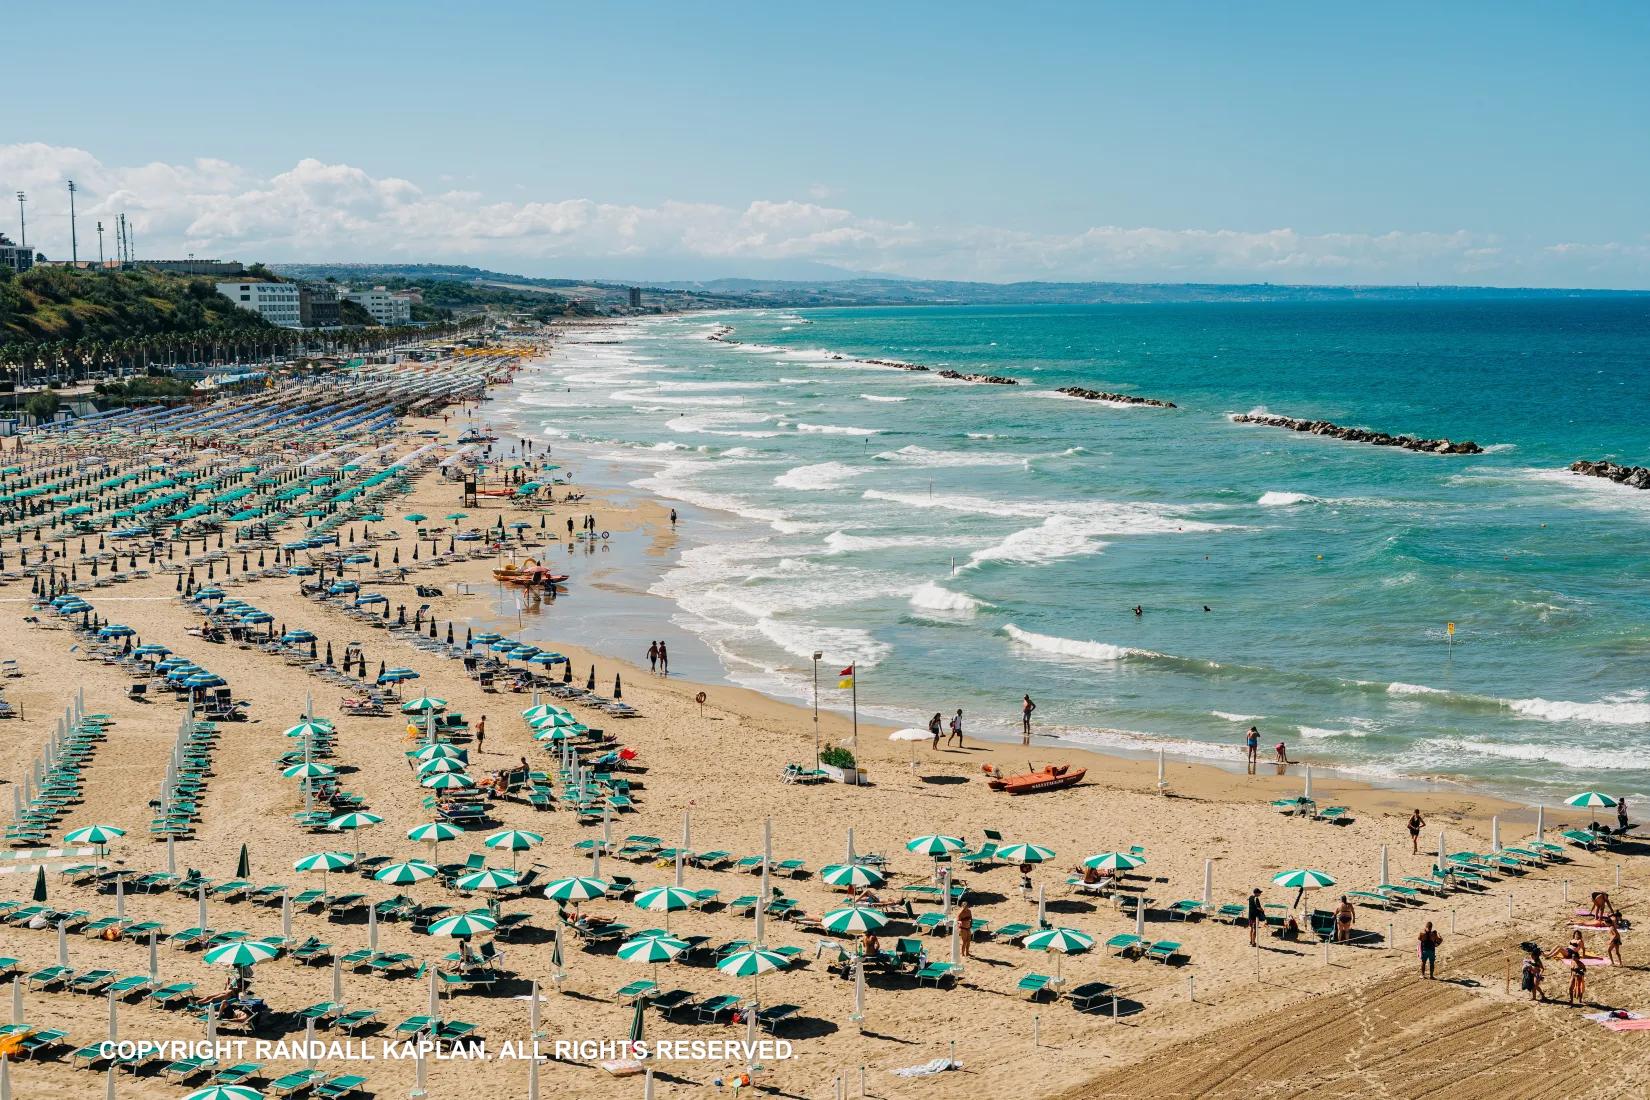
342, 286, 412, 325
215, 280, 303, 328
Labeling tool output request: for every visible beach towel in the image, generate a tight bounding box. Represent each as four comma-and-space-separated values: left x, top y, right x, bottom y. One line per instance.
892, 1058, 964, 1078
1585, 1010, 1644, 1030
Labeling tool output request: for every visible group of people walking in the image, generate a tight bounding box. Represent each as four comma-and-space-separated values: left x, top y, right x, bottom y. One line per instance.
645, 640, 670, 676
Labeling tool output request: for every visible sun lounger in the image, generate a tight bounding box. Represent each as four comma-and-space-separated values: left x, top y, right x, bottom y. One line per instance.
1106, 933, 1145, 958
336, 1009, 379, 1035
995, 922, 1035, 943
161, 1055, 218, 1082
649, 989, 695, 1017
315, 1074, 370, 1099
915, 962, 958, 987
269, 1068, 329, 1096
693, 993, 742, 1023
1146, 940, 1182, 964
108, 974, 152, 998
149, 981, 197, 1007
1167, 900, 1206, 921
1018, 972, 1056, 1000
17, 1028, 69, 1060
615, 979, 658, 1003
26, 965, 74, 989
1067, 981, 1116, 1013
757, 1004, 801, 1033
211, 1063, 263, 1086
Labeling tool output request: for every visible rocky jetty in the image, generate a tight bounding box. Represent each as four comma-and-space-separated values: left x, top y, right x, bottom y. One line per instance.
1570, 459, 1650, 489
937, 370, 1019, 385
706, 325, 735, 342
1057, 387, 1176, 408
861, 357, 929, 372
1231, 413, 1482, 454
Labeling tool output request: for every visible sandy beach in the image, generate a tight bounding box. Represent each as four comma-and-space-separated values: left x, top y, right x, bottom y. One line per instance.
1, 342, 1646, 1100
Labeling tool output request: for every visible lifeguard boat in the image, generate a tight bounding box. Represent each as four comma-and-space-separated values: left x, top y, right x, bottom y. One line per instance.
983, 762, 1086, 794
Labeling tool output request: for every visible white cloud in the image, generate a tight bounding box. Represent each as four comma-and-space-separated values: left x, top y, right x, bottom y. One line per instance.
2, 142, 1644, 287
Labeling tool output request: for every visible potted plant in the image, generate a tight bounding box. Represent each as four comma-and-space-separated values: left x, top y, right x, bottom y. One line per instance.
817, 746, 867, 786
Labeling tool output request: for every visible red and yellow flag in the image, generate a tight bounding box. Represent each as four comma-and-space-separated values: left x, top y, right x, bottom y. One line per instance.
838, 664, 855, 690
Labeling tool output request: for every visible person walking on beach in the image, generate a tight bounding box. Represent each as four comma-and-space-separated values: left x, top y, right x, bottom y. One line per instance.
948, 708, 964, 748
567, 517, 574, 538
647, 641, 658, 673
928, 712, 943, 750
1021, 694, 1036, 742
1607, 917, 1624, 967
670, 508, 678, 528
1244, 727, 1260, 766
1567, 952, 1587, 1006
1247, 888, 1265, 946
475, 716, 486, 753
657, 641, 669, 677
957, 900, 974, 958
1418, 922, 1442, 979
1407, 809, 1426, 854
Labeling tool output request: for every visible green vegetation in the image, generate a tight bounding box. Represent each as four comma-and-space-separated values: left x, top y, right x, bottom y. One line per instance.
22, 391, 58, 423
820, 746, 857, 770
0, 265, 273, 344
92, 376, 197, 400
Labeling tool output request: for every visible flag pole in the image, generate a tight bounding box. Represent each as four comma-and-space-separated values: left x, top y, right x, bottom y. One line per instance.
851, 666, 858, 753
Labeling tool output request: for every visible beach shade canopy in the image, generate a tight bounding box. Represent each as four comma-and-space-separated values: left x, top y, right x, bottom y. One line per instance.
183, 1087, 264, 1100
485, 829, 544, 853
284, 721, 332, 739
407, 822, 462, 843
283, 761, 336, 780
535, 726, 587, 742
822, 906, 889, 935
520, 703, 567, 721
717, 947, 788, 979
530, 712, 582, 729
473, 632, 502, 644
64, 825, 126, 846
1082, 851, 1145, 871
618, 935, 688, 964
203, 940, 280, 968
294, 851, 355, 874
404, 513, 428, 523
414, 744, 467, 761
421, 771, 475, 790
282, 629, 317, 644
820, 863, 886, 889
327, 812, 384, 832
996, 842, 1056, 864
1024, 927, 1096, 954
544, 876, 609, 902
1565, 791, 1619, 808
375, 860, 438, 885
633, 886, 698, 914
906, 835, 965, 857
1272, 868, 1337, 890
428, 911, 498, 937
417, 757, 464, 776
401, 696, 448, 713
456, 867, 520, 892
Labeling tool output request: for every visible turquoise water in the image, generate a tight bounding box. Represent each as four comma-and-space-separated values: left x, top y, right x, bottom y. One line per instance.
502, 300, 1650, 801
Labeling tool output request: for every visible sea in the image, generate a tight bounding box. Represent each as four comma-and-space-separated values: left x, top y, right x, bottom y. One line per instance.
495, 299, 1650, 803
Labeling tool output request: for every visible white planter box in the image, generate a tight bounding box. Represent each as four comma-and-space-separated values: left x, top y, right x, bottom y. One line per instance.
818, 763, 868, 786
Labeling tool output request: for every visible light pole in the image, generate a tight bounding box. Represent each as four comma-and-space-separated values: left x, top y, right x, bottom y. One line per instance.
812, 651, 822, 771
67, 180, 78, 264
14, 192, 23, 249
96, 221, 104, 266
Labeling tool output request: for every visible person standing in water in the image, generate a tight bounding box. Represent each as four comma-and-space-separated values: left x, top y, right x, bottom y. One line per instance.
1244, 727, 1260, 766
647, 641, 658, 673
1021, 694, 1036, 742
657, 641, 669, 677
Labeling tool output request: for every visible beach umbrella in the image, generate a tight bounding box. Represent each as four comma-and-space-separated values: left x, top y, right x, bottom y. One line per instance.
32, 865, 46, 902
1023, 927, 1094, 981
428, 911, 498, 937
421, 771, 475, 790
284, 720, 331, 739
906, 835, 964, 857
822, 906, 888, 935
485, 829, 544, 870
456, 867, 520, 892
283, 761, 335, 779
633, 886, 697, 928
888, 727, 929, 767
294, 850, 354, 892
718, 946, 786, 1010
997, 843, 1056, 864
375, 860, 438, 885
417, 757, 464, 775
203, 940, 279, 968
408, 820, 461, 850
236, 844, 250, 880
544, 876, 608, 902
586, 665, 596, 691
520, 704, 566, 721
401, 696, 447, 713
415, 744, 467, 761
820, 863, 885, 889
1565, 791, 1619, 809
327, 812, 383, 832
182, 1088, 263, 1100
619, 933, 688, 988
65, 824, 125, 858
1082, 851, 1145, 871
1272, 868, 1336, 890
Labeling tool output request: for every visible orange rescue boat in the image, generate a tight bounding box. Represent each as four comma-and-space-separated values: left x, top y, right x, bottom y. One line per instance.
983, 762, 1086, 794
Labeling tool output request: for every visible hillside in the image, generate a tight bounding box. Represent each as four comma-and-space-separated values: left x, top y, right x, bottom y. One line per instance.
0, 265, 276, 345
270, 263, 755, 313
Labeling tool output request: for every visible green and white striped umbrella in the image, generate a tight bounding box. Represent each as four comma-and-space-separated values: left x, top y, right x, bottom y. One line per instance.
484, 829, 544, 852
428, 912, 498, 937
284, 721, 332, 739
1272, 868, 1336, 890
64, 825, 125, 846
407, 821, 462, 843
820, 863, 886, 888
401, 696, 448, 713
1024, 927, 1094, 954
905, 835, 964, 857
633, 886, 697, 913
535, 726, 585, 742
456, 867, 520, 892
294, 851, 354, 873
414, 744, 466, 761
327, 812, 384, 831
1082, 851, 1145, 871
1565, 791, 1619, 809
717, 947, 788, 979
617, 935, 689, 964
374, 860, 438, 885
184, 1087, 263, 1100
203, 940, 280, 967
529, 712, 581, 729
417, 757, 464, 775
544, 876, 609, 902
822, 906, 888, 935
420, 771, 475, 789
283, 761, 336, 779
997, 843, 1056, 864
520, 704, 567, 721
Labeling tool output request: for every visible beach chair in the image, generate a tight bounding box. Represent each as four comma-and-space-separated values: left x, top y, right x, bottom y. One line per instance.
211, 1063, 263, 1086
269, 1068, 329, 1097
615, 979, 658, 1003
915, 961, 958, 987
1067, 981, 1116, 1013
1166, 900, 1206, 921
1316, 806, 1353, 825
17, 1028, 69, 1060
693, 993, 742, 1023
300, 1002, 342, 1025
316, 1074, 370, 1099
71, 1041, 112, 1070
25, 964, 74, 989
1561, 828, 1609, 851
69, 969, 116, 994
995, 922, 1035, 944
1146, 940, 1182, 964
108, 974, 152, 999
649, 989, 696, 1018
757, 1004, 801, 1033
1017, 972, 1056, 1001
1213, 903, 1247, 923
1106, 934, 1145, 959
434, 1020, 478, 1045
150, 982, 198, 1007
336, 1009, 379, 1035
1346, 890, 1394, 911
161, 1055, 218, 1082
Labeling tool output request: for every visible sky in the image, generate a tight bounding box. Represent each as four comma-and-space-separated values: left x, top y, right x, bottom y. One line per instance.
2, 1, 1648, 287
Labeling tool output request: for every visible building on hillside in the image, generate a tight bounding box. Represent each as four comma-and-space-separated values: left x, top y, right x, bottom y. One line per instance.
215, 280, 303, 328
300, 283, 341, 327
628, 286, 642, 308
135, 259, 245, 276
0, 234, 32, 274
341, 286, 412, 325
